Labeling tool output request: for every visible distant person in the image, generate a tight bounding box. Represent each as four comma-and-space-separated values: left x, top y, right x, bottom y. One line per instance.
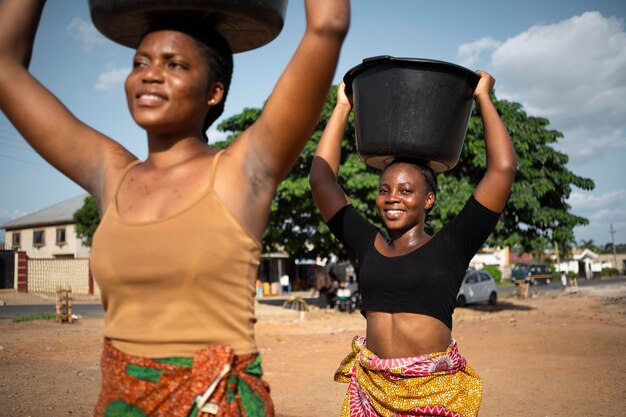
346, 273, 359, 295
315, 268, 332, 308
310, 72, 516, 416
0, 0, 350, 415
279, 274, 291, 295
560, 271, 568, 291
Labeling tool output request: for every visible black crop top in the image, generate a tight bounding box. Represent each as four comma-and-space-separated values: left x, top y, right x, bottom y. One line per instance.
326, 195, 500, 329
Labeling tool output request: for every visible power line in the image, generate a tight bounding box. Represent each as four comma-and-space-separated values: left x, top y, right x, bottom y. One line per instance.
0, 153, 45, 167
0, 139, 33, 152
0, 134, 23, 144
0, 129, 23, 141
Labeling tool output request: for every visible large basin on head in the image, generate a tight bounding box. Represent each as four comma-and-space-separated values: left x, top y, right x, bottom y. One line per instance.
88, 0, 288, 52
343, 56, 480, 172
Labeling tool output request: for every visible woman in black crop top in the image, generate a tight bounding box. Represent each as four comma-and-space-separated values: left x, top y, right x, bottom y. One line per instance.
0, 1, 350, 415
310, 72, 516, 417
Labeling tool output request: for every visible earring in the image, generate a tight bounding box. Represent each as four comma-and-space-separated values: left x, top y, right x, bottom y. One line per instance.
209, 99, 215, 105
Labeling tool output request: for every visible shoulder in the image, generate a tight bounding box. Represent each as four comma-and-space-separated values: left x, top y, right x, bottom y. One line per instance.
326, 204, 379, 254
445, 194, 500, 228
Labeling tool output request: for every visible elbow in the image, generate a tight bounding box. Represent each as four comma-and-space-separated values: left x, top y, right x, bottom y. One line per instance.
503, 157, 518, 177
309, 166, 333, 195
487, 155, 517, 185
307, 4, 350, 41
493, 147, 517, 177
499, 158, 518, 183
310, 155, 338, 194
309, 170, 324, 192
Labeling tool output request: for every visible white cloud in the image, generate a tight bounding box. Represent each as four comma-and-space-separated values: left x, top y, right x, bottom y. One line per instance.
66, 17, 106, 52
569, 189, 626, 215
569, 189, 626, 244
94, 66, 130, 94
461, 12, 626, 164
457, 37, 501, 68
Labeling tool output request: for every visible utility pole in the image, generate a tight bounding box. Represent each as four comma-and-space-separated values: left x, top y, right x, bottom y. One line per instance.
610, 224, 618, 274
554, 241, 560, 272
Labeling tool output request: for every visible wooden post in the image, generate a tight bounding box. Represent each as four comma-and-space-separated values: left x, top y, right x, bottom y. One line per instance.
56, 285, 73, 323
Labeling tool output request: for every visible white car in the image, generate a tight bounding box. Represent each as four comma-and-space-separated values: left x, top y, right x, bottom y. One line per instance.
457, 269, 498, 307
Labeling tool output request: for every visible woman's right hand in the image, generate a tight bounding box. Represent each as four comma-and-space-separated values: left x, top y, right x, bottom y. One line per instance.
0, 0, 135, 213
309, 81, 354, 221
336, 81, 353, 109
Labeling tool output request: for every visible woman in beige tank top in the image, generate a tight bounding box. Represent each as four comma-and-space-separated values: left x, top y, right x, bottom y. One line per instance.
0, 1, 350, 415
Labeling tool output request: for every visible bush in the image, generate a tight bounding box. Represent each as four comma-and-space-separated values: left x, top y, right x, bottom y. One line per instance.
482, 265, 502, 283
601, 267, 618, 277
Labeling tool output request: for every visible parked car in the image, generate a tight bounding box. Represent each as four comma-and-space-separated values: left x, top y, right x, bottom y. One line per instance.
457, 269, 498, 307
512, 262, 552, 285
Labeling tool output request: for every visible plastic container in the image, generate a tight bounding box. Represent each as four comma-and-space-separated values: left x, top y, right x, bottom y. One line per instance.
88, 0, 287, 53
343, 56, 480, 172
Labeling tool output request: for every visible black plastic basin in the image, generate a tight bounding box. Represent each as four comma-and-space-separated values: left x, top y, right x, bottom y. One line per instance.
88, 0, 287, 53
343, 56, 480, 172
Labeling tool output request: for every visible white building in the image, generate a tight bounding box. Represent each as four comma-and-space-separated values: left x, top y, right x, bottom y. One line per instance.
2, 194, 91, 259
554, 248, 625, 278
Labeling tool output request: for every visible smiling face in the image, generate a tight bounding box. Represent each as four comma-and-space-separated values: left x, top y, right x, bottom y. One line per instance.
376, 162, 436, 232
125, 30, 222, 137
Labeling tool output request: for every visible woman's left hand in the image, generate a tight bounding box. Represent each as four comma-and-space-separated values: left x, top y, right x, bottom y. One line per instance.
474, 70, 495, 101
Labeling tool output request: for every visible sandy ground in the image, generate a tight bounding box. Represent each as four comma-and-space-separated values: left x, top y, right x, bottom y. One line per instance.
0, 283, 625, 417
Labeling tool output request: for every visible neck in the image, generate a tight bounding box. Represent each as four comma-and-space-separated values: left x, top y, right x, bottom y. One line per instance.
387, 224, 430, 250
145, 132, 209, 169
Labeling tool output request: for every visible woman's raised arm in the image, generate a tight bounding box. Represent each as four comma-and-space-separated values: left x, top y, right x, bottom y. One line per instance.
240, 0, 350, 185
472, 70, 517, 213
0, 0, 135, 210
309, 82, 352, 222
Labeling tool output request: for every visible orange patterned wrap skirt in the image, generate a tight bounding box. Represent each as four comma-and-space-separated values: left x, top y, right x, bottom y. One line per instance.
95, 340, 274, 417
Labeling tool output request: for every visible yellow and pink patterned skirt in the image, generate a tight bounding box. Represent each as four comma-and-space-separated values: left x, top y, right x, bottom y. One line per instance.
95, 340, 273, 417
334, 336, 482, 417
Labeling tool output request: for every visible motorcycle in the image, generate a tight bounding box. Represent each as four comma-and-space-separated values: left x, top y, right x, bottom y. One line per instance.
335, 283, 360, 314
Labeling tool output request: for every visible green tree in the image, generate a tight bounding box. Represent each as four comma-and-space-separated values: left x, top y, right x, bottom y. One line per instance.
216, 86, 594, 260
215, 101, 379, 261
579, 239, 600, 252
73, 196, 99, 247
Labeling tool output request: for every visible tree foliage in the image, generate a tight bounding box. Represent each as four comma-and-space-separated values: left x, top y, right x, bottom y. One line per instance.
216, 86, 594, 260
73, 196, 99, 247
435, 96, 594, 257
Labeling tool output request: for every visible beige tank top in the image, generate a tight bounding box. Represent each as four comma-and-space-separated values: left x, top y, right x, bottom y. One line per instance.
91, 151, 261, 357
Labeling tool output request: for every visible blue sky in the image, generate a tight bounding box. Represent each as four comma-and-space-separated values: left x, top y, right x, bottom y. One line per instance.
1, 0, 625, 246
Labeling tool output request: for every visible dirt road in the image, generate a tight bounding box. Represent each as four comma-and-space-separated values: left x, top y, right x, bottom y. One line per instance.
1, 283, 624, 417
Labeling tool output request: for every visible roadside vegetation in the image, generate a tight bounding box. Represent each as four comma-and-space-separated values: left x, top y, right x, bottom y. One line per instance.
12, 312, 56, 323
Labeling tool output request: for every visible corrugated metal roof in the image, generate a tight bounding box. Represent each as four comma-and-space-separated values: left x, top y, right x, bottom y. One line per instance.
1, 194, 90, 230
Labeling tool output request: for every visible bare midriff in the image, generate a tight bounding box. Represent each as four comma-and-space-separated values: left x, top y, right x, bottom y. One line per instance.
365, 311, 452, 358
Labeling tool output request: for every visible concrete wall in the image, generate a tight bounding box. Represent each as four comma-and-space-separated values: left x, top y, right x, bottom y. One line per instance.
27, 258, 99, 296
597, 254, 626, 274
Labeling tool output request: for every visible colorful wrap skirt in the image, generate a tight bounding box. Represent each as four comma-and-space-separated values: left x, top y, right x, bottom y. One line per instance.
95, 340, 274, 417
334, 336, 482, 417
